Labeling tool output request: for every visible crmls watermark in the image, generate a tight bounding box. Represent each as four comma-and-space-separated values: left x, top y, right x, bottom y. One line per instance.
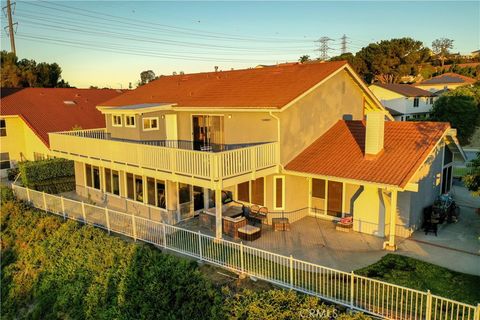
298, 308, 339, 319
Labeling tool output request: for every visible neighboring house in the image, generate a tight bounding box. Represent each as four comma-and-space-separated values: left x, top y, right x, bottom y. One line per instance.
415, 72, 477, 92
46, 61, 465, 251
0, 88, 124, 177
369, 83, 436, 121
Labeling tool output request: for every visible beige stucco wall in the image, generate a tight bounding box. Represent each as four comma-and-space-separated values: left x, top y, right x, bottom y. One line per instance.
278, 70, 365, 164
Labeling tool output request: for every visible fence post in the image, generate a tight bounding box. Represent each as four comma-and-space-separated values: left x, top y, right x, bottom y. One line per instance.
240, 241, 245, 274
131, 212, 137, 241
42, 191, 47, 212
81, 201, 87, 223
289, 255, 294, 288
26, 187, 31, 202
61, 196, 66, 220
198, 231, 203, 260
105, 207, 110, 234
426, 290, 432, 320
162, 223, 167, 248
350, 271, 355, 308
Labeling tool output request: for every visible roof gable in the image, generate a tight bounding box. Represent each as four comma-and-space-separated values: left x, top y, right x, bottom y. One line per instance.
285, 120, 450, 188
0, 88, 124, 147
100, 61, 348, 109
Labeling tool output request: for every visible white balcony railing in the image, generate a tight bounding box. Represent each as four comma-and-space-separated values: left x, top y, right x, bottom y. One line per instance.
49, 129, 279, 182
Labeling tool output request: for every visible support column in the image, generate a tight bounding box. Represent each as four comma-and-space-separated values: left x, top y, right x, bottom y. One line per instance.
203, 188, 210, 210
385, 189, 397, 251
215, 188, 222, 239
166, 180, 178, 212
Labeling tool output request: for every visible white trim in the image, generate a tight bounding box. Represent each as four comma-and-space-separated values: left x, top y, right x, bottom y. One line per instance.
124, 115, 136, 128
112, 115, 123, 127
142, 117, 160, 131
273, 175, 285, 210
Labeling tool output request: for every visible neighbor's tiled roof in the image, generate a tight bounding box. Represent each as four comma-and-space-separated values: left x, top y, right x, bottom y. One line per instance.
286, 120, 450, 187
0, 88, 124, 147
372, 83, 433, 97
418, 73, 477, 85
101, 61, 348, 109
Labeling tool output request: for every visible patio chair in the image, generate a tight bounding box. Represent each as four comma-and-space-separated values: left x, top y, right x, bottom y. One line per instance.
250, 204, 260, 214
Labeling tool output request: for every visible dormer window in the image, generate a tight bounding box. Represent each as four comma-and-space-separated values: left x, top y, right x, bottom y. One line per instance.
143, 117, 159, 131
112, 115, 123, 127
125, 115, 136, 128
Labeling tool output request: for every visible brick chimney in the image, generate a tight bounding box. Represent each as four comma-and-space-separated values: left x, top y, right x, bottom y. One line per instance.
365, 111, 385, 158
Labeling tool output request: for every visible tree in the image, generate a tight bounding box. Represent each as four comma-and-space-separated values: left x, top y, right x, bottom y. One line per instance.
329, 52, 355, 65
298, 55, 311, 63
432, 38, 454, 67
463, 153, 480, 196
139, 70, 156, 86
0, 51, 70, 88
354, 38, 430, 83
430, 92, 479, 145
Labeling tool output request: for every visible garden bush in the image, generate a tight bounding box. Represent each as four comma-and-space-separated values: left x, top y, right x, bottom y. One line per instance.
19, 158, 75, 193
6, 167, 19, 181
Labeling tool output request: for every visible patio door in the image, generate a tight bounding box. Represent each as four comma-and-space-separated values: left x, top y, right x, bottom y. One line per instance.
327, 181, 343, 218
192, 115, 224, 151
165, 114, 178, 147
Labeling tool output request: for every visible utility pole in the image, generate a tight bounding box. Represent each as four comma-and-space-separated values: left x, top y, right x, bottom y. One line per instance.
4, 0, 16, 55
341, 34, 348, 55
314, 36, 333, 61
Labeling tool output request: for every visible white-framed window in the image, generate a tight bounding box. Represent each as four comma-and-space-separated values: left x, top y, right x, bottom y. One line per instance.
112, 115, 123, 127
143, 117, 159, 131
430, 97, 434, 105
104, 168, 120, 196
273, 176, 285, 210
413, 98, 419, 107
85, 164, 101, 190
0, 152, 10, 169
125, 115, 136, 128
0, 119, 6, 136
237, 177, 265, 206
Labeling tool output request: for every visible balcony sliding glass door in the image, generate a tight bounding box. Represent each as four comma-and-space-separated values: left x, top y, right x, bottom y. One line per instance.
192, 115, 224, 151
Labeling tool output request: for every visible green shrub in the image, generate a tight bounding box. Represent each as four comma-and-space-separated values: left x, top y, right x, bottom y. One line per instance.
6, 167, 19, 181
222, 288, 370, 320
0, 185, 14, 204
19, 158, 75, 193
0, 200, 222, 320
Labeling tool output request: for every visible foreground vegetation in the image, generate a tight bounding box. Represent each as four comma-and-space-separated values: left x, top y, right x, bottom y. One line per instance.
1, 191, 369, 319
356, 254, 480, 305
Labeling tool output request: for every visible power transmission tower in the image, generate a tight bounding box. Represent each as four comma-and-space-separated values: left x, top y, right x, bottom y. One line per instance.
314, 36, 333, 61
3, 0, 17, 55
341, 34, 348, 55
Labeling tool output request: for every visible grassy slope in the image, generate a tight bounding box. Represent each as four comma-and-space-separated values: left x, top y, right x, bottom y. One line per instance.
355, 254, 480, 305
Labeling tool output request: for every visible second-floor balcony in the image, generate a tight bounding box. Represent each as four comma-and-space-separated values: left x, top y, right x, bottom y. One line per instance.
49, 129, 279, 187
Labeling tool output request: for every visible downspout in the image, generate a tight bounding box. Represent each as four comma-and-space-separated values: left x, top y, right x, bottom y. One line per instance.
269, 111, 283, 171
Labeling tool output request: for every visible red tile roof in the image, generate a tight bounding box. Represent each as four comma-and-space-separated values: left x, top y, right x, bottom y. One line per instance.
1, 88, 124, 147
101, 61, 348, 109
286, 120, 450, 187
372, 83, 433, 97
417, 73, 477, 85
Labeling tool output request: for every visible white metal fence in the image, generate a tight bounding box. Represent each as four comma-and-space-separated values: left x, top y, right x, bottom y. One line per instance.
10, 184, 480, 320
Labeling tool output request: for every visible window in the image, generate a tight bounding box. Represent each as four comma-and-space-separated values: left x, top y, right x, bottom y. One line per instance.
104, 168, 120, 196
0, 119, 6, 136
145, 178, 167, 209
112, 115, 122, 127
430, 97, 434, 105
143, 117, 159, 131
236, 178, 264, 206
413, 98, 419, 107
34, 152, 46, 161
156, 181, 166, 209
273, 176, 285, 210
126, 173, 143, 202
85, 164, 101, 189
0, 153, 10, 169
312, 178, 326, 199
125, 115, 136, 127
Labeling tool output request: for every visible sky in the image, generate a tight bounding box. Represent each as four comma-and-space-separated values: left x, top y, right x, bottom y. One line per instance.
1, 1, 479, 88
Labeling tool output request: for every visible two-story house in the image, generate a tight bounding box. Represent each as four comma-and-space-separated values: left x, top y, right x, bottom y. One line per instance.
47, 61, 465, 250
369, 84, 436, 121
0, 88, 124, 177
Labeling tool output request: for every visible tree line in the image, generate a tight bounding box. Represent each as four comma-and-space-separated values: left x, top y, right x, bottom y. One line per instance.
300, 37, 479, 84
1, 51, 71, 88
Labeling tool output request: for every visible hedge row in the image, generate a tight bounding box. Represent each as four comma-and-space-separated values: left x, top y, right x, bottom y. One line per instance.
19, 158, 75, 193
